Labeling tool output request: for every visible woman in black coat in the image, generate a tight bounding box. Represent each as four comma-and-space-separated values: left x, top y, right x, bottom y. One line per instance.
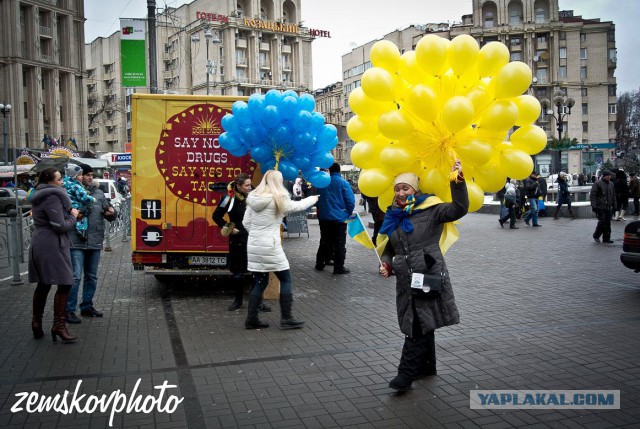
614, 170, 629, 221
212, 173, 265, 311
379, 160, 468, 391
554, 173, 575, 219
28, 168, 79, 342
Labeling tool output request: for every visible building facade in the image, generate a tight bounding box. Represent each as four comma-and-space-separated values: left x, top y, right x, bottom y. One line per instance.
0, 0, 87, 157
84, 0, 316, 154
314, 81, 347, 163
341, 0, 617, 175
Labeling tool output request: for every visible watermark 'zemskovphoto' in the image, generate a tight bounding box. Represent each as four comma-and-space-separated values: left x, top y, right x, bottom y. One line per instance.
470, 390, 620, 410
11, 378, 184, 427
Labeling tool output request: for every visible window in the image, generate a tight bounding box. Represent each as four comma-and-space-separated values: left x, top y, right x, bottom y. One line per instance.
608, 48, 617, 62
559, 66, 567, 78
609, 104, 616, 114
608, 84, 616, 97
510, 37, 521, 46
580, 33, 586, 42
535, 68, 547, 84
608, 29, 615, 42
582, 122, 588, 133
510, 52, 521, 61
535, 88, 547, 98
509, 8, 522, 25
484, 12, 494, 28
559, 47, 567, 59
580, 48, 587, 59
581, 88, 588, 97
582, 103, 588, 115
580, 66, 587, 79
535, 7, 546, 23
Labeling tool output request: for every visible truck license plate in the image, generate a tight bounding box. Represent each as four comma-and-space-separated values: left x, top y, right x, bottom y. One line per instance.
187, 256, 226, 266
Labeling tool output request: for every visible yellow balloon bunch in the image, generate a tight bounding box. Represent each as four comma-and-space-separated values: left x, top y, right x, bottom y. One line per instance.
349, 36, 545, 212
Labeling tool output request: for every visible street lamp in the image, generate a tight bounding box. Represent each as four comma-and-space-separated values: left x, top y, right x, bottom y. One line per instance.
540, 91, 575, 174
0, 103, 12, 166
191, 24, 221, 95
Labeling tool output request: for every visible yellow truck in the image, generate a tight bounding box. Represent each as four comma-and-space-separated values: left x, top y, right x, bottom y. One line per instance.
130, 94, 257, 275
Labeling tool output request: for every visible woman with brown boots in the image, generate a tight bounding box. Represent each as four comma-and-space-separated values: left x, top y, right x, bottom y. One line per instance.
28, 167, 79, 343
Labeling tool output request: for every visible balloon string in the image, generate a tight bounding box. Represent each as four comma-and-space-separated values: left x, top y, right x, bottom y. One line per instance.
274, 151, 282, 170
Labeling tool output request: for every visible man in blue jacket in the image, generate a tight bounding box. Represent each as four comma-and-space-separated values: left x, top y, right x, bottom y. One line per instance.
315, 163, 355, 274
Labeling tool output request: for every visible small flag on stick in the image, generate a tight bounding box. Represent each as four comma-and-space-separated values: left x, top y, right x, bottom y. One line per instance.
346, 213, 382, 265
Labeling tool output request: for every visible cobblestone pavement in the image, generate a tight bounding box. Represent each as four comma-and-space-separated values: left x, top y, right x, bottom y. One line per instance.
0, 212, 639, 428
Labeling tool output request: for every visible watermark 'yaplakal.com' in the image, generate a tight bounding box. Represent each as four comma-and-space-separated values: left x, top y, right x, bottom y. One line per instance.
470, 390, 620, 410
11, 378, 184, 427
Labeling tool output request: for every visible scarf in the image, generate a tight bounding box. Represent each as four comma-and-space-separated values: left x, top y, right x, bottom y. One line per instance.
379, 194, 428, 236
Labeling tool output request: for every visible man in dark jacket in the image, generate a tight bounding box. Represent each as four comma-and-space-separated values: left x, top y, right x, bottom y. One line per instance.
523, 171, 542, 227
66, 164, 117, 323
315, 163, 355, 274
590, 170, 616, 243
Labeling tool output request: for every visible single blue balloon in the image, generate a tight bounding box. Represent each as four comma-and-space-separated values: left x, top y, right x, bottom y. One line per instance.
221, 114, 238, 133
315, 151, 335, 169
294, 110, 313, 132
272, 125, 293, 146
228, 144, 248, 157
261, 105, 281, 129
232, 101, 252, 125
317, 136, 338, 153
278, 159, 299, 181
218, 132, 236, 150
293, 132, 315, 152
308, 170, 331, 188
248, 94, 265, 118
261, 158, 277, 172
293, 155, 312, 171
309, 112, 325, 134
250, 146, 272, 163
282, 90, 298, 99
280, 96, 300, 119
265, 89, 283, 108
298, 93, 316, 112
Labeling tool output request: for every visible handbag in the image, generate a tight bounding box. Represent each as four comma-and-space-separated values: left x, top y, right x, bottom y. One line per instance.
410, 272, 444, 298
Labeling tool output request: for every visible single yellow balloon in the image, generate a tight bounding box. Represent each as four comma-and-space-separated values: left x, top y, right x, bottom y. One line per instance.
455, 139, 493, 166
500, 148, 534, 179
513, 95, 541, 126
358, 168, 394, 196
397, 51, 430, 85
477, 41, 510, 77
370, 40, 401, 73
419, 167, 449, 196
350, 140, 383, 169
378, 186, 396, 210
510, 124, 548, 155
402, 84, 438, 122
466, 86, 493, 118
466, 180, 485, 212
361, 67, 396, 102
379, 145, 418, 175
493, 61, 532, 99
378, 109, 414, 140
479, 100, 518, 132
449, 34, 479, 76
415, 34, 448, 76
472, 162, 506, 192
348, 87, 396, 118
346, 115, 378, 142
475, 128, 507, 145
443, 96, 474, 134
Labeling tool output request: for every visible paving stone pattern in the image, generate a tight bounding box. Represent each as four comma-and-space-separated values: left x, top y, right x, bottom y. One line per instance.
0, 212, 639, 428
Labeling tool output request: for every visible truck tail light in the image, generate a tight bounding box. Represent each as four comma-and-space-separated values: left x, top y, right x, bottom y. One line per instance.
132, 252, 166, 264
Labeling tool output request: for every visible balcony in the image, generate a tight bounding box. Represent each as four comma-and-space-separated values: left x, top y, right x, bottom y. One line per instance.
282, 62, 292, 71
236, 58, 248, 67
260, 42, 270, 51
259, 61, 271, 69
39, 25, 53, 38
236, 38, 247, 48
40, 53, 53, 63
282, 44, 292, 54
608, 58, 617, 68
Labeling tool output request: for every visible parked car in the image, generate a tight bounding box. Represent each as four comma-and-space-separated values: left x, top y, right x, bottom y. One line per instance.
621, 220, 640, 273
94, 179, 124, 208
0, 187, 31, 215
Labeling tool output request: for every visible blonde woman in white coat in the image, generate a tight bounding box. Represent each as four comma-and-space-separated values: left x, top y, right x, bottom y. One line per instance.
243, 170, 319, 329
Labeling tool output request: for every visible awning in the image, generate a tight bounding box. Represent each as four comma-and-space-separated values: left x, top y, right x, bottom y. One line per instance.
0, 165, 34, 178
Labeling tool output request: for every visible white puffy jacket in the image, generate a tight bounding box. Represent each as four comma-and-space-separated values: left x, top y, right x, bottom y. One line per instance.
244, 193, 317, 272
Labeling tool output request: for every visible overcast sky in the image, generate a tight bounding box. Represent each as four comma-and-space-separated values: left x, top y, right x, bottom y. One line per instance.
85, 0, 640, 93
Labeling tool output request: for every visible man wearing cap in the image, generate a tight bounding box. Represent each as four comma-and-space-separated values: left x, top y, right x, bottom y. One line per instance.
315, 162, 355, 274
66, 163, 117, 323
590, 170, 616, 243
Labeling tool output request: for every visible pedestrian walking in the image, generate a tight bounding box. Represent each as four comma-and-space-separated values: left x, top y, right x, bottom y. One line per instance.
523, 171, 542, 227
243, 170, 319, 330
629, 172, 640, 216
28, 167, 80, 343
379, 160, 469, 391
613, 170, 629, 221
66, 164, 117, 324
314, 163, 355, 274
590, 170, 616, 243
553, 172, 575, 219
499, 179, 519, 229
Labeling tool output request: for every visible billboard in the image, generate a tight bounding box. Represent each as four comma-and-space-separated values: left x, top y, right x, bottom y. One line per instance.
120, 18, 147, 87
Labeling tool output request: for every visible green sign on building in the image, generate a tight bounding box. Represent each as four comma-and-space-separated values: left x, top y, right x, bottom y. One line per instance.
120, 18, 147, 87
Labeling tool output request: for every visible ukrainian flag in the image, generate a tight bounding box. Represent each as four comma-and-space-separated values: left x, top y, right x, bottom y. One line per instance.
345, 213, 375, 249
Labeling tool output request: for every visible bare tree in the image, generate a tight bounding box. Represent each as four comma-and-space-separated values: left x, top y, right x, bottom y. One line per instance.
616, 90, 640, 153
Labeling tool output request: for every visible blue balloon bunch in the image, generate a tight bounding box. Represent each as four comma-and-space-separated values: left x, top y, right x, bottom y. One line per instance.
219, 89, 338, 188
